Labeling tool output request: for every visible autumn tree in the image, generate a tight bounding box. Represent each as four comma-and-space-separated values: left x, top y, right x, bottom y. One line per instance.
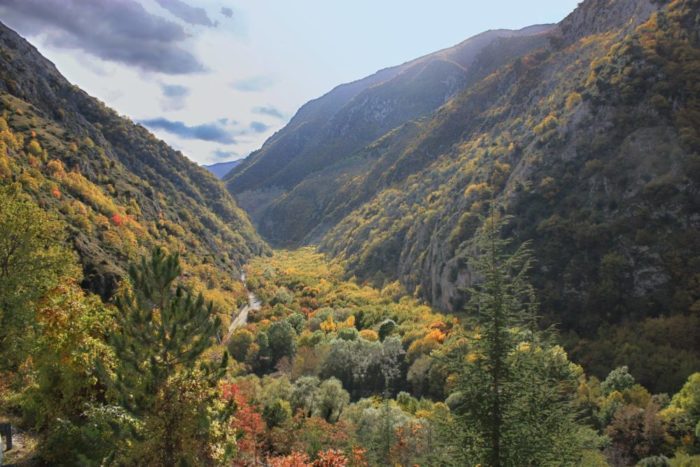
0, 186, 77, 371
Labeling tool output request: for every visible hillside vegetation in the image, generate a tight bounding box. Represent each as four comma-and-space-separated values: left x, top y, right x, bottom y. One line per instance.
225, 25, 554, 244
1, 0, 699, 465
0, 21, 267, 312
229, 0, 700, 391
224, 246, 700, 466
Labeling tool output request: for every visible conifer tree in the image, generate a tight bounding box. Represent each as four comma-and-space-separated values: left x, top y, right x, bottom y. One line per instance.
441, 211, 592, 466
111, 247, 233, 465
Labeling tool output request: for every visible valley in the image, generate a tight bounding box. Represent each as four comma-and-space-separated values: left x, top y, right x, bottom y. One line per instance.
0, 0, 699, 465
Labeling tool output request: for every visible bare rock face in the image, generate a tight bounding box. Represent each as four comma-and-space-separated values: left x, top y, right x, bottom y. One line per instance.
558, 0, 658, 43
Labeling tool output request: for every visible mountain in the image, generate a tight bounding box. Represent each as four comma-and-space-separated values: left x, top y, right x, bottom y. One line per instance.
204, 159, 241, 179
0, 21, 268, 298
225, 24, 555, 244
227, 0, 700, 391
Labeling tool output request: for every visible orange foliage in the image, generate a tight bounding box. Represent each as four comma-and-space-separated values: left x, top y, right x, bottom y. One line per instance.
46, 159, 65, 177
267, 451, 311, 467
313, 449, 348, 467
425, 328, 446, 343
348, 447, 368, 467
111, 213, 124, 226
223, 383, 266, 466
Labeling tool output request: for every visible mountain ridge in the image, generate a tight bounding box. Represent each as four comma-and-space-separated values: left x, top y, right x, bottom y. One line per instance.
205, 159, 241, 179
0, 20, 268, 298
225, 0, 700, 390
225, 24, 557, 244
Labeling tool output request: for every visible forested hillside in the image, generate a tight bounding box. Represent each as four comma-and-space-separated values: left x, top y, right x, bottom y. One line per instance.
1, 0, 699, 465
225, 24, 554, 244
228, 0, 700, 392
0, 21, 267, 304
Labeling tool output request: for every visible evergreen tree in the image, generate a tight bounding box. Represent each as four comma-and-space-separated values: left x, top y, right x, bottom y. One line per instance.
111, 247, 233, 465
441, 211, 592, 466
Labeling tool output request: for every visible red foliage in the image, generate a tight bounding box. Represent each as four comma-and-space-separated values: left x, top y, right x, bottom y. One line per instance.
313, 449, 348, 467
111, 213, 124, 226
349, 447, 368, 467
267, 451, 311, 467
51, 186, 61, 199
223, 383, 266, 466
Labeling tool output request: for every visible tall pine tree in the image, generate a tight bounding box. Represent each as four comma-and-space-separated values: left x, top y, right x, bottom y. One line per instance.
440, 211, 594, 466
111, 248, 234, 465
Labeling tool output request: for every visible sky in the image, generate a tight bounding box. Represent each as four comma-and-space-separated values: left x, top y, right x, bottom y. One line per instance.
0, 0, 582, 165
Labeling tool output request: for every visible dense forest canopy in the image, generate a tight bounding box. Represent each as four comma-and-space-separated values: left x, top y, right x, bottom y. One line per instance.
1, 0, 699, 465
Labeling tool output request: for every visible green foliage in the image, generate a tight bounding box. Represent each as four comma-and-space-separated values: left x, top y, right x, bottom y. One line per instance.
602, 366, 636, 395
22, 284, 115, 429
442, 214, 591, 466
228, 328, 255, 362
268, 320, 297, 364
661, 372, 700, 453
313, 378, 350, 423
263, 399, 292, 428
110, 248, 234, 465
0, 186, 77, 371
638, 456, 671, 467
378, 319, 397, 341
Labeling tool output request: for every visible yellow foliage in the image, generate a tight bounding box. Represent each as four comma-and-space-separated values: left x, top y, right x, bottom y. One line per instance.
533, 114, 559, 135
62, 170, 120, 216
464, 182, 489, 198
320, 315, 337, 333
0, 151, 11, 179
47, 159, 65, 177
359, 329, 379, 342
565, 92, 582, 111
26, 139, 43, 157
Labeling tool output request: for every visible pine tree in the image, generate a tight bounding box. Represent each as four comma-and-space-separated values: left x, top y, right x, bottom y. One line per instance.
111, 247, 233, 465
441, 211, 593, 466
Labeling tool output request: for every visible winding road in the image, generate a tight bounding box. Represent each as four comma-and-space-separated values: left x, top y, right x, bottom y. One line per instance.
224, 274, 260, 342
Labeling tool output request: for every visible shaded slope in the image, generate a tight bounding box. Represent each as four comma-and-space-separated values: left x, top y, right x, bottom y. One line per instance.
0, 21, 268, 297
319, 0, 700, 391
205, 159, 241, 179
225, 25, 554, 245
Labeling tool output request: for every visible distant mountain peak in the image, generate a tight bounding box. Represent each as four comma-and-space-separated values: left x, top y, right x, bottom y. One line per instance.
204, 159, 242, 179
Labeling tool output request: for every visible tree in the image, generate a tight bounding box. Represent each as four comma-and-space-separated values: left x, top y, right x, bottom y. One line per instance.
602, 366, 636, 395
24, 283, 119, 465
111, 247, 233, 465
268, 320, 297, 364
224, 383, 265, 465
661, 372, 700, 452
442, 212, 591, 466
263, 399, 293, 428
0, 186, 76, 371
292, 376, 321, 417
228, 328, 254, 362
312, 378, 350, 423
